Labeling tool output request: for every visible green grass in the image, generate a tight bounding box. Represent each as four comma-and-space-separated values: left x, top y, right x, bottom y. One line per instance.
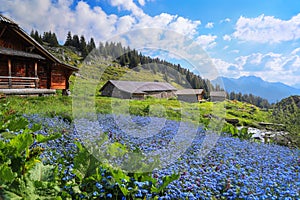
0, 94, 273, 134
224, 100, 271, 127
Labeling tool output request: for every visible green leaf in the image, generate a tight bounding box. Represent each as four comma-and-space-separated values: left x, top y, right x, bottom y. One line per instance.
29, 162, 55, 182
0, 164, 16, 184
7, 117, 28, 132
107, 142, 128, 157
73, 142, 100, 181
30, 124, 42, 132
151, 173, 180, 194
9, 133, 33, 154
0, 188, 23, 200
36, 133, 62, 143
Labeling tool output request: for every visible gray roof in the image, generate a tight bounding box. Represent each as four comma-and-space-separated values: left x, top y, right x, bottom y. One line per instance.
210, 91, 226, 97
105, 80, 177, 93
0, 47, 45, 60
176, 89, 204, 95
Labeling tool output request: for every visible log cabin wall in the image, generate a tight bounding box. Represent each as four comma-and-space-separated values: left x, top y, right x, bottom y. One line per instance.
50, 65, 67, 89
37, 62, 49, 88
0, 28, 27, 51
0, 58, 8, 76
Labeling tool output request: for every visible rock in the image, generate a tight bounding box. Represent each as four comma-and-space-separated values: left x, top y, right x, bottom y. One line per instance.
225, 118, 239, 125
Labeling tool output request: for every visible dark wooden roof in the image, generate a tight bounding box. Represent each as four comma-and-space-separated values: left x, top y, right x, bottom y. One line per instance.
0, 15, 17, 25
0, 47, 45, 59
175, 89, 204, 95
101, 80, 177, 93
0, 14, 78, 71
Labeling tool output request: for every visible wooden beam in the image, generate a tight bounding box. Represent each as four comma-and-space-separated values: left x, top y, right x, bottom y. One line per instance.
0, 25, 7, 38
34, 62, 37, 76
34, 62, 38, 88
8, 59, 12, 88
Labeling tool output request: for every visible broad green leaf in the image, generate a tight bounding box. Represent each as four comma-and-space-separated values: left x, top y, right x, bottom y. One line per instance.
7, 117, 28, 132
9, 133, 33, 154
151, 173, 180, 194
36, 133, 62, 143
0, 188, 23, 200
29, 162, 55, 182
73, 142, 100, 180
30, 124, 42, 132
107, 142, 128, 157
0, 164, 16, 184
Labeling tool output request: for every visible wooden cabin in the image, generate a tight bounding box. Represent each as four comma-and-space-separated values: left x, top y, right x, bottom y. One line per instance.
100, 80, 177, 99
210, 91, 226, 102
175, 89, 204, 103
0, 14, 78, 95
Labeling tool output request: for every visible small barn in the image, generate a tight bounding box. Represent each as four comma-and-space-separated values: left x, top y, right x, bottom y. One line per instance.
100, 80, 177, 99
0, 14, 78, 95
175, 89, 204, 103
210, 91, 226, 102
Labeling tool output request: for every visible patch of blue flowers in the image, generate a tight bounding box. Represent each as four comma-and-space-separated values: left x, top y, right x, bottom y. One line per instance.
26, 114, 300, 199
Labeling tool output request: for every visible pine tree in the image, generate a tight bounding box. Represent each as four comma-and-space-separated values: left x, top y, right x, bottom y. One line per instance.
87, 37, 96, 52
80, 35, 88, 58
50, 32, 59, 46
72, 35, 80, 49
64, 31, 72, 46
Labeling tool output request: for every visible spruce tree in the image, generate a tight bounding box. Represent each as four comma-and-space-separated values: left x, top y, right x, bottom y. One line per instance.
64, 31, 72, 46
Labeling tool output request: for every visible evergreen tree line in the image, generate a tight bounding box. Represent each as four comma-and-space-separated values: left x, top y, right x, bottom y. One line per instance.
30, 30, 59, 47
30, 30, 96, 58
227, 91, 271, 108
63, 31, 96, 58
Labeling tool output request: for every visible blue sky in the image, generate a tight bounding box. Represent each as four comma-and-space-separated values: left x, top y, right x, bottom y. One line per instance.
1, 0, 300, 87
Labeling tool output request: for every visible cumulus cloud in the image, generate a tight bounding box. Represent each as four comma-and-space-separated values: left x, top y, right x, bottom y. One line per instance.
168, 17, 201, 36
212, 58, 241, 78
205, 22, 214, 29
196, 34, 217, 50
233, 14, 300, 43
220, 18, 230, 23
138, 0, 146, 6
0, 0, 121, 43
223, 34, 231, 41
218, 50, 300, 85
213, 51, 300, 86
108, 0, 145, 17
0, 0, 202, 44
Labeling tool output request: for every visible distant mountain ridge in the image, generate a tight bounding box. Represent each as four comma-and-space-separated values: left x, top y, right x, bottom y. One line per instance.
212, 76, 300, 103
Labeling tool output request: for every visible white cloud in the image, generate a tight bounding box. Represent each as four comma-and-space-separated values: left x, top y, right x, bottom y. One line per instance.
205, 22, 214, 29
223, 34, 231, 41
137, 0, 155, 6
109, 0, 145, 17
168, 17, 201, 36
220, 18, 230, 23
212, 58, 241, 78
230, 50, 239, 54
196, 34, 217, 50
138, 0, 145, 6
233, 14, 300, 43
0, 0, 121, 42
291, 48, 300, 55
0, 0, 202, 44
217, 50, 300, 86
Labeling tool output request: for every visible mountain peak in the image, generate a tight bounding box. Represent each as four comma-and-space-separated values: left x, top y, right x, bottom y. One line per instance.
239, 75, 263, 81
212, 76, 300, 103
